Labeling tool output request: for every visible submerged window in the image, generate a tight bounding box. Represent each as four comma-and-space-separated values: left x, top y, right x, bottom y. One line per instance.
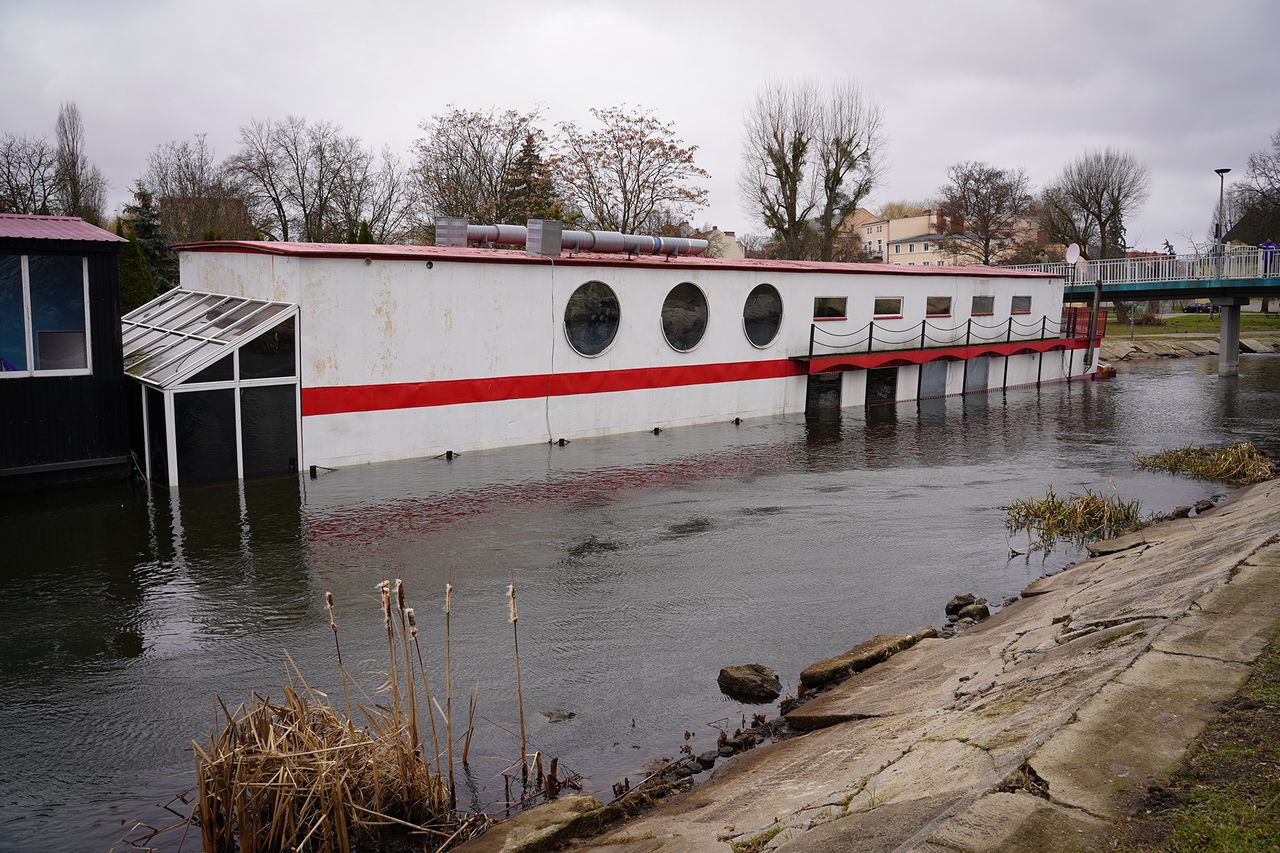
743, 283, 783, 347
564, 281, 620, 356
661, 282, 709, 352
926, 296, 952, 316
0, 254, 90, 375
873, 297, 903, 317
813, 296, 847, 319
971, 295, 995, 315
1011, 295, 1032, 314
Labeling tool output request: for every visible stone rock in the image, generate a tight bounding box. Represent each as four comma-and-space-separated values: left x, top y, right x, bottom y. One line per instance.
1194, 498, 1215, 515
800, 627, 938, 688
945, 593, 976, 617
955, 603, 990, 622
541, 708, 576, 723
695, 750, 718, 769
718, 745, 736, 758
1171, 505, 1192, 519
717, 663, 782, 703
455, 794, 602, 853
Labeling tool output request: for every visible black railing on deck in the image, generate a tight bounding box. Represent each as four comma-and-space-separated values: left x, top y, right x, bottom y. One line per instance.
806, 311, 1100, 361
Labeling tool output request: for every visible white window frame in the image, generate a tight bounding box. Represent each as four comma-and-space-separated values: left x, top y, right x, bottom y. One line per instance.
873, 296, 904, 318
0, 254, 93, 379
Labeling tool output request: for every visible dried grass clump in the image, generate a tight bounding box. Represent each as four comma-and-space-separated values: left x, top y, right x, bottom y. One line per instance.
1006, 486, 1147, 550
194, 668, 453, 852
1134, 442, 1276, 485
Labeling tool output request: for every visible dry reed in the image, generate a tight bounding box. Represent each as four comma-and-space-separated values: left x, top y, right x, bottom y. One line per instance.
508, 583, 528, 780
443, 583, 456, 810
1006, 486, 1147, 550
1134, 442, 1276, 485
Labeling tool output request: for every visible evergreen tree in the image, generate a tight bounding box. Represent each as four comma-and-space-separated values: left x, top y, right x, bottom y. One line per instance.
499, 132, 570, 223
123, 182, 178, 291
118, 234, 156, 315
356, 219, 375, 244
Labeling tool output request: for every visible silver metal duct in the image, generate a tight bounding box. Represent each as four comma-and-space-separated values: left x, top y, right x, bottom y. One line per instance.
436, 217, 708, 257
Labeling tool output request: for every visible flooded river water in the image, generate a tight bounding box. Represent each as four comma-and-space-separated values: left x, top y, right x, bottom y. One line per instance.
2, 355, 1279, 851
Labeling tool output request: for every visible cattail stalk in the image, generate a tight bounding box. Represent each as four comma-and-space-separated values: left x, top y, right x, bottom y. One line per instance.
325, 591, 353, 725
509, 583, 528, 779
380, 580, 410, 796
444, 583, 456, 809
406, 608, 442, 782
395, 580, 420, 756
462, 685, 477, 765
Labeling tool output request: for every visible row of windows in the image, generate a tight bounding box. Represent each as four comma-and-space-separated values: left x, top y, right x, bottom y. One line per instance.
0, 254, 91, 377
561, 282, 1036, 357
563, 281, 783, 356
894, 241, 931, 254
813, 293, 1032, 321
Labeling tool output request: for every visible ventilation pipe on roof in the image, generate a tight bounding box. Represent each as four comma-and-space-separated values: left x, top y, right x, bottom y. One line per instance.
434, 217, 708, 257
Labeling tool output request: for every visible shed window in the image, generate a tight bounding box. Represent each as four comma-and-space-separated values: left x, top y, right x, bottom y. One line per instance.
564, 281, 620, 357
661, 282, 709, 351
0, 254, 90, 377
743, 283, 783, 347
873, 297, 903, 317
813, 296, 847, 319
971, 295, 995, 315
1011, 295, 1032, 314
240, 316, 296, 379
926, 296, 952, 316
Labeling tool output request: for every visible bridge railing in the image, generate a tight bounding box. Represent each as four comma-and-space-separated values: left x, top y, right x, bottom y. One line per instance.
1000, 246, 1278, 284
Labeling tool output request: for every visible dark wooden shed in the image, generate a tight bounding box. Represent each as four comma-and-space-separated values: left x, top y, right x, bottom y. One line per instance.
1, 214, 130, 489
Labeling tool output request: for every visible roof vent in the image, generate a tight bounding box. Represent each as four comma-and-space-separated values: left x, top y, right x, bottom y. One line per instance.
527, 219, 563, 258
435, 216, 469, 247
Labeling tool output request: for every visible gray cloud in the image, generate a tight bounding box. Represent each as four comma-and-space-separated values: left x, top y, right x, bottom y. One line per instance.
1, 0, 1275, 251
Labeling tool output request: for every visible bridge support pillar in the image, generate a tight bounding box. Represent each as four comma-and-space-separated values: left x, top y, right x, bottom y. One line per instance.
1211, 296, 1249, 377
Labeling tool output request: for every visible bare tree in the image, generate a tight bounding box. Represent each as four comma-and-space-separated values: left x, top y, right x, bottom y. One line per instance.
0, 134, 58, 214
143, 135, 253, 241
1244, 128, 1280, 210
53, 102, 107, 223
413, 107, 541, 226
1039, 149, 1150, 260
936, 161, 1033, 265
227, 116, 373, 242
333, 146, 416, 243
555, 105, 709, 234
740, 80, 884, 261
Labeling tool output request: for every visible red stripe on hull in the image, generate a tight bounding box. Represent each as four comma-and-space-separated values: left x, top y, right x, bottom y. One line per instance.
301, 358, 808, 416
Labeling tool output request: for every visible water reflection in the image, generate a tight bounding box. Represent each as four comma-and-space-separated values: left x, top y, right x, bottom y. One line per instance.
1, 356, 1279, 850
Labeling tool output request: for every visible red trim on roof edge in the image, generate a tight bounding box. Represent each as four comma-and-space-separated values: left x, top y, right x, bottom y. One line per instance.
173, 240, 1059, 279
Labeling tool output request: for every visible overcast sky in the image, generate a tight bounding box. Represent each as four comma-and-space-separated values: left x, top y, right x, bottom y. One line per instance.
2, 0, 1276, 251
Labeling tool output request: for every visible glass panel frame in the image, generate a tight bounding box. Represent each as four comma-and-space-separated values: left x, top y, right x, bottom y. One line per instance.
926, 296, 952, 316
873, 296, 903, 317
660, 283, 709, 352
971, 295, 996, 316
812, 296, 848, 320
1011, 295, 1033, 314
743, 283, 783, 348
563, 281, 621, 357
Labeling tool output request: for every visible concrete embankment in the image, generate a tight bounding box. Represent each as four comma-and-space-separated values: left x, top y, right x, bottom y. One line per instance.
465, 479, 1280, 853
1100, 332, 1280, 363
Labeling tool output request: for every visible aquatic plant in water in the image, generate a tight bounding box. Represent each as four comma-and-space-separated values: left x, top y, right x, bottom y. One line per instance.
1134, 442, 1276, 485
1006, 486, 1147, 551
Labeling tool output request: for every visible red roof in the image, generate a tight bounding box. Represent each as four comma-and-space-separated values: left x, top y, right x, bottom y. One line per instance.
0, 213, 126, 243
173, 240, 1058, 279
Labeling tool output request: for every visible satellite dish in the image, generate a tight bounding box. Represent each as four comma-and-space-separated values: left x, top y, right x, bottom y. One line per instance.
1065, 243, 1081, 264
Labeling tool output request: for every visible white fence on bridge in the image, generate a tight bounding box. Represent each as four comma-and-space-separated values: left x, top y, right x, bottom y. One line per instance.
1001, 246, 1279, 285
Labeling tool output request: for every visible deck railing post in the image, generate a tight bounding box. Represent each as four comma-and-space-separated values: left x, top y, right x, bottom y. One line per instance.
1041, 316, 1047, 341
808, 323, 815, 361
919, 320, 927, 350
867, 320, 875, 354
965, 318, 972, 347
1006, 317, 1013, 343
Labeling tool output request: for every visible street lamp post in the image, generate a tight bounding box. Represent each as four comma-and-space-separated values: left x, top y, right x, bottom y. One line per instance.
1215, 167, 1231, 245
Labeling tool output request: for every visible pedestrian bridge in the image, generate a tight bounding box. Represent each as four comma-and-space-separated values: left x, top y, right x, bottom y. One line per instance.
1002, 246, 1280, 301
1001, 247, 1279, 376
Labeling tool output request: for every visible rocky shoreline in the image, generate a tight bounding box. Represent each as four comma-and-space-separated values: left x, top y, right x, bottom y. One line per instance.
460, 478, 1280, 853
1099, 333, 1280, 363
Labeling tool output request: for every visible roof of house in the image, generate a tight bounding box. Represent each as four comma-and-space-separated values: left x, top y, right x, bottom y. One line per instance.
0, 213, 126, 243
888, 233, 947, 245
173, 240, 1057, 279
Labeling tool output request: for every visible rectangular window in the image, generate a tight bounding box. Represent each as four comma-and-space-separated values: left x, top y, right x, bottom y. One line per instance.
926, 296, 952, 316
813, 296, 847, 320
0, 255, 26, 372
1011, 295, 1032, 314
922, 242, 930, 251
873, 296, 903, 317
0, 254, 91, 377
971, 295, 995, 315
894, 244, 901, 254
937, 261, 945, 267
908, 243, 916, 253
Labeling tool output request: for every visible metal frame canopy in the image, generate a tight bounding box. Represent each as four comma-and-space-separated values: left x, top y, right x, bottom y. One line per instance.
122, 289, 297, 388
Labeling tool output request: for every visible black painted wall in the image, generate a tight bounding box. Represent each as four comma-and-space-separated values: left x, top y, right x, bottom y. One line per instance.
0, 238, 129, 482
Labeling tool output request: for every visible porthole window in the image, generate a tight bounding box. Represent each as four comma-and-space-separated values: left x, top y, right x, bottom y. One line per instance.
564, 281, 620, 356
743, 283, 783, 347
661, 282, 709, 352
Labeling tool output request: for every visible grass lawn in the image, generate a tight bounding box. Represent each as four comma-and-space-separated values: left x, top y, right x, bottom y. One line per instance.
1117, 625, 1280, 851
1105, 313, 1280, 337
